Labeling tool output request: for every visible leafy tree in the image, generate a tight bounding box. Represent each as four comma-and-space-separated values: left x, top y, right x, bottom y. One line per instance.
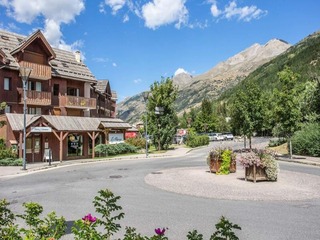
146, 77, 178, 150
230, 82, 263, 149
273, 66, 302, 158
299, 72, 320, 122
193, 98, 218, 133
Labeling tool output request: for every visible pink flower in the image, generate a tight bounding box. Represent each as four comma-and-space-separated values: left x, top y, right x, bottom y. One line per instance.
155, 227, 166, 236
82, 213, 97, 223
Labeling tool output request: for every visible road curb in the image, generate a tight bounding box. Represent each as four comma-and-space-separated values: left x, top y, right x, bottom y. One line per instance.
276, 157, 320, 167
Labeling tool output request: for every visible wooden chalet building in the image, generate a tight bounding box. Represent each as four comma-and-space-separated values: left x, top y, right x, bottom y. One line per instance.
0, 29, 131, 162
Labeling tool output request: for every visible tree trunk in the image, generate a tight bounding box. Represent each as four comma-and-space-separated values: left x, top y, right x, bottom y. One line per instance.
249, 136, 252, 150
244, 136, 247, 149
289, 137, 293, 159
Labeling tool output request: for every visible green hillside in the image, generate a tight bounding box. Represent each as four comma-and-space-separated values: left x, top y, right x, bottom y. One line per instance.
219, 31, 320, 102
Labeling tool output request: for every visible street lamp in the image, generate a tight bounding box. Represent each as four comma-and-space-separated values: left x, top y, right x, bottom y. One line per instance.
19, 67, 32, 170
143, 91, 150, 158
155, 106, 164, 151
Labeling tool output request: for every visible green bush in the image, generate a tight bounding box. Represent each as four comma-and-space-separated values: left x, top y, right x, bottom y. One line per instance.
0, 138, 17, 160
125, 137, 146, 149
292, 123, 320, 156
95, 143, 137, 157
0, 158, 22, 166
186, 134, 209, 148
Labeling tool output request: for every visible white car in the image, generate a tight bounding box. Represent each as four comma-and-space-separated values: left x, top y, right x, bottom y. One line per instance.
222, 132, 234, 141
212, 133, 224, 141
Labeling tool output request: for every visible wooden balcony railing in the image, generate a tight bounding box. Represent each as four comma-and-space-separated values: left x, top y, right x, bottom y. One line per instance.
18, 88, 51, 106
19, 61, 51, 80
59, 95, 96, 109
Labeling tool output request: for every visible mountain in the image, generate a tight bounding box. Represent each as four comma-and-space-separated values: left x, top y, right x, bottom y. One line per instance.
117, 39, 290, 124
219, 30, 320, 102
174, 39, 290, 113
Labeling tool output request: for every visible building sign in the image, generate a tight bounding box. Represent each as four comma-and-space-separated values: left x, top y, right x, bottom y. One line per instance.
31, 127, 52, 133
109, 133, 124, 144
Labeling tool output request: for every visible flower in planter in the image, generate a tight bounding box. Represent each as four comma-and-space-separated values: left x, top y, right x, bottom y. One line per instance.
236, 149, 279, 181
207, 147, 236, 174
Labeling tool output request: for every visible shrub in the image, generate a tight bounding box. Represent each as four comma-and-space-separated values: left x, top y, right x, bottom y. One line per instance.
186, 134, 209, 148
0, 158, 22, 166
292, 123, 320, 157
0, 138, 17, 160
125, 137, 146, 149
95, 143, 137, 157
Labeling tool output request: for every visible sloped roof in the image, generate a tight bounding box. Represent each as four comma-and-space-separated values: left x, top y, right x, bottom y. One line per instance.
6, 114, 41, 131
99, 121, 132, 129
10, 30, 56, 59
0, 29, 96, 82
5, 113, 130, 131
95, 80, 111, 96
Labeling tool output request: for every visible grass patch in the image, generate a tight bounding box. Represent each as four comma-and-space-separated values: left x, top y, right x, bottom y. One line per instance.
268, 143, 288, 155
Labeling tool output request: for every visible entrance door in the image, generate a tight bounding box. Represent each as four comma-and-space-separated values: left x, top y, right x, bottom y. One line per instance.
26, 135, 42, 162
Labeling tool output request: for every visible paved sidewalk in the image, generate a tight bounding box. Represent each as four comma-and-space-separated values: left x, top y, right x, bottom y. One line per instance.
0, 146, 319, 178
0, 146, 191, 178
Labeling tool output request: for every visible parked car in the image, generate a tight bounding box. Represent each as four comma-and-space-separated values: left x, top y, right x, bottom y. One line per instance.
210, 133, 224, 141
222, 132, 234, 141
208, 133, 216, 141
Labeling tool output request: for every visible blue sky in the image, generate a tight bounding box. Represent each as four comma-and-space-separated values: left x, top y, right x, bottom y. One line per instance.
0, 0, 319, 102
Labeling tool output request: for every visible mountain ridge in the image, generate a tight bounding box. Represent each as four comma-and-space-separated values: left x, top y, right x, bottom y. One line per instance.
117, 38, 291, 124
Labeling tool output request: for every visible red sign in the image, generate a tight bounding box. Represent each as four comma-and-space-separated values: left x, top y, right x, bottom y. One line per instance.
125, 132, 137, 139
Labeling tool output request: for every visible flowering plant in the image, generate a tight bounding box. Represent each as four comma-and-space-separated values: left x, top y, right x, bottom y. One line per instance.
236, 149, 279, 181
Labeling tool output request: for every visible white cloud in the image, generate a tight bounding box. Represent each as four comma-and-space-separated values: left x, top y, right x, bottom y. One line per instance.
174, 68, 188, 76
123, 14, 129, 23
142, 0, 188, 29
133, 78, 142, 84
1, 0, 85, 50
103, 0, 126, 15
112, 62, 117, 67
93, 57, 109, 63
209, 0, 267, 22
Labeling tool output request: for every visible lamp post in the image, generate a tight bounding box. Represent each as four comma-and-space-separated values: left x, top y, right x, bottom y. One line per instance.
155, 106, 164, 151
19, 67, 32, 170
143, 91, 150, 158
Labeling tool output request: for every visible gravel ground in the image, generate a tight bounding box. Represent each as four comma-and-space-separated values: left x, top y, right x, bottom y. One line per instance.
145, 166, 320, 201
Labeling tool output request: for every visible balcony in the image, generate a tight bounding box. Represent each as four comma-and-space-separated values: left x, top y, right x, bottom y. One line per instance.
18, 88, 52, 106
59, 95, 96, 109
19, 61, 51, 80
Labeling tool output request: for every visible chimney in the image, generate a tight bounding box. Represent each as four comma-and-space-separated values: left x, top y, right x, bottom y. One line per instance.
75, 50, 81, 63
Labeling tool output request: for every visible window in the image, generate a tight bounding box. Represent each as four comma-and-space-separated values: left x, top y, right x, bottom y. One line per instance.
67, 87, 79, 96
4, 105, 10, 113
28, 107, 41, 115
53, 84, 59, 96
4, 77, 11, 90
67, 134, 83, 156
28, 81, 42, 91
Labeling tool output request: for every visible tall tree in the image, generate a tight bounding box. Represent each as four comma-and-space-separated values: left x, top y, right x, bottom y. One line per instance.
273, 66, 302, 158
146, 77, 178, 150
230, 82, 263, 149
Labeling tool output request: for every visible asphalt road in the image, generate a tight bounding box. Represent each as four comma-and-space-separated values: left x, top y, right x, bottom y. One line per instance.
1, 138, 320, 240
